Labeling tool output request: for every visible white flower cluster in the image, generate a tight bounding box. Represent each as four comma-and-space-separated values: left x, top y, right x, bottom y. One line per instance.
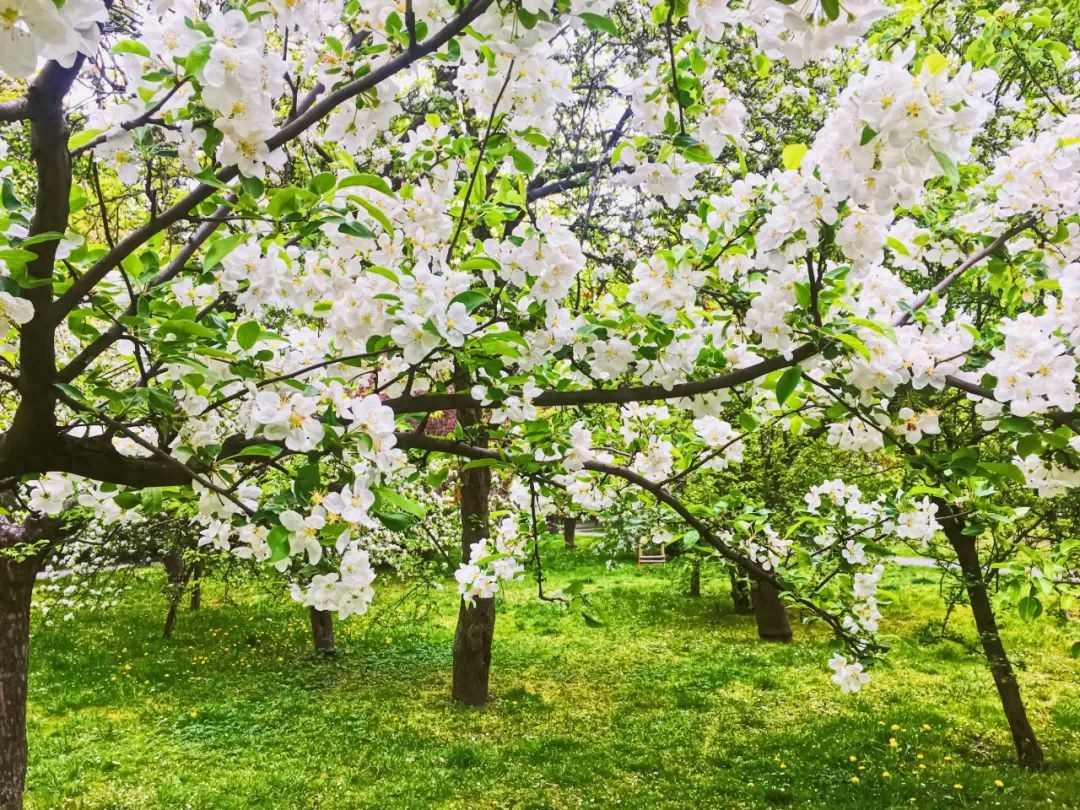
455, 517, 527, 605
293, 545, 377, 619
688, 0, 891, 67
0, 0, 105, 78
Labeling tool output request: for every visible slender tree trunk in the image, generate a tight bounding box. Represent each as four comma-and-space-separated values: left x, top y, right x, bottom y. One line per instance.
451, 381, 495, 705
189, 563, 202, 612
309, 607, 336, 656
162, 550, 188, 639
563, 516, 577, 550
939, 507, 1045, 769
688, 556, 701, 597
751, 578, 792, 642
730, 569, 753, 615
0, 552, 42, 810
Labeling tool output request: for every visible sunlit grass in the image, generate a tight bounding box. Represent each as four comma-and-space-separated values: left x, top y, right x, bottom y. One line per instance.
26, 541, 1080, 808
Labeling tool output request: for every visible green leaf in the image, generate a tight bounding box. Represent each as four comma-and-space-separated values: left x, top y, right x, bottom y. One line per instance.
1018, 595, 1042, 621
834, 332, 870, 360
781, 143, 809, 171
232, 443, 284, 460
112, 39, 152, 57
451, 290, 487, 313
978, 462, 1025, 485
235, 321, 261, 351
338, 173, 394, 196
1070, 641, 1080, 659
376, 486, 426, 518
579, 12, 618, 36
582, 612, 606, 628
350, 195, 394, 234
859, 125, 877, 146
267, 525, 291, 564
775, 366, 803, 407
158, 319, 217, 340
203, 233, 247, 272
932, 149, 960, 187
821, 0, 840, 20
140, 487, 163, 513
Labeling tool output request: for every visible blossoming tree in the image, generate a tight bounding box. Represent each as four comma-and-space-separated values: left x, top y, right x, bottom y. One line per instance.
0, 0, 1078, 804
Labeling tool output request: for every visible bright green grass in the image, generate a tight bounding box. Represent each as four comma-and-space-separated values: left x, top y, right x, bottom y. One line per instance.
25, 542, 1080, 809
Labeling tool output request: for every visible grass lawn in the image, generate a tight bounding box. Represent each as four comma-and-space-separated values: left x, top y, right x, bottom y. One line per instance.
25, 542, 1080, 809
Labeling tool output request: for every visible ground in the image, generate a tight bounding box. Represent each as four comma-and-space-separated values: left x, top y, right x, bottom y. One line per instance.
25, 542, 1080, 809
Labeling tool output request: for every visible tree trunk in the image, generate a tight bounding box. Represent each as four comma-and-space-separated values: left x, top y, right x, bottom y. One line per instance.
162, 550, 188, 639
451, 380, 495, 706
688, 556, 701, 597
310, 607, 336, 657
939, 507, 1045, 769
563, 516, 577, 550
730, 569, 753, 615
189, 564, 202, 612
0, 552, 42, 810
751, 578, 792, 642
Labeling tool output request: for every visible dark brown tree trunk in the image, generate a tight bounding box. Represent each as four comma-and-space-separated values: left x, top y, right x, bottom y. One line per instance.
939, 507, 1045, 769
189, 563, 202, 612
162, 550, 188, 639
451, 378, 495, 706
751, 578, 792, 642
563, 516, 577, 550
0, 552, 42, 810
688, 556, 701, 597
730, 569, 753, 615
310, 607, 336, 657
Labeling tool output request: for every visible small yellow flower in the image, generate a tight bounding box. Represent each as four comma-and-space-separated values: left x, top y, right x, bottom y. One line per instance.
779, 764, 787, 769
995, 780, 1005, 789
882, 771, 891, 778
954, 784, 963, 790
851, 777, 860, 784
922, 724, 932, 731
850, 755, 858, 762
189, 711, 198, 718
889, 738, 898, 748
917, 753, 924, 760
891, 724, 901, 731
944, 755, 953, 762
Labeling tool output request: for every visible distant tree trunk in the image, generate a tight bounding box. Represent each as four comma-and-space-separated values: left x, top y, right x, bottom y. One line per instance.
0, 551, 42, 810
563, 516, 577, 550
162, 549, 189, 639
189, 563, 202, 612
730, 569, 753, 615
751, 578, 792, 642
938, 505, 1044, 770
451, 377, 495, 706
688, 556, 701, 597
310, 607, 336, 657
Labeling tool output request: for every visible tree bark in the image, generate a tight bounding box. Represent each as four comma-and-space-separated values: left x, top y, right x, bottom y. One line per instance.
730, 569, 754, 615
563, 516, 576, 550
688, 556, 701, 597
310, 607, 336, 657
162, 550, 188, 639
451, 380, 495, 706
188, 563, 202, 612
0, 552, 42, 810
939, 507, 1045, 769
751, 578, 792, 642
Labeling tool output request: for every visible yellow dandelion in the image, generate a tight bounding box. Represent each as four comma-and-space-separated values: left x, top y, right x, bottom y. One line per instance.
995, 780, 1005, 789
851, 777, 861, 784
882, 771, 891, 778
954, 784, 963, 790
